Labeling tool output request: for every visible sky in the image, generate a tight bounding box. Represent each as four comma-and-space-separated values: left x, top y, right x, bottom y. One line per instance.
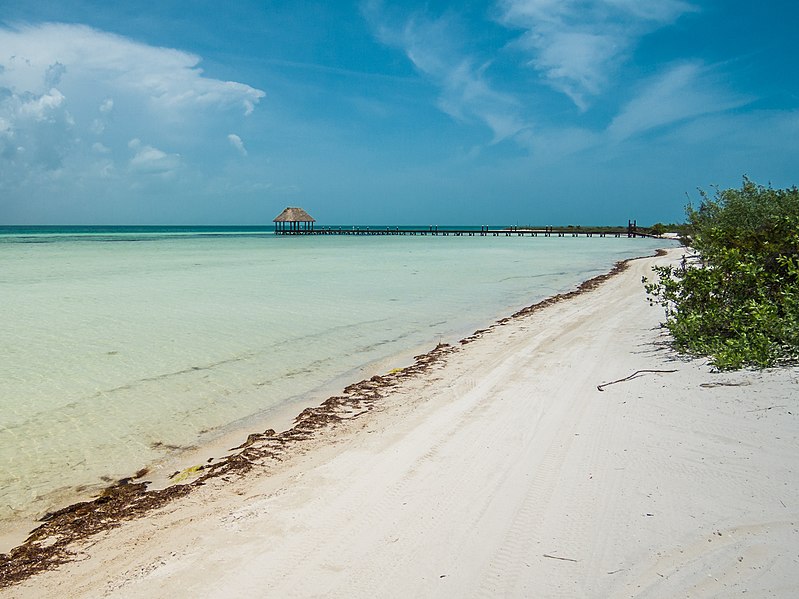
0, 0, 797, 226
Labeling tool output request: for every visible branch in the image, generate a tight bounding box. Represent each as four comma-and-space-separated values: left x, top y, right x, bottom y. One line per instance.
543, 554, 579, 562
597, 369, 678, 392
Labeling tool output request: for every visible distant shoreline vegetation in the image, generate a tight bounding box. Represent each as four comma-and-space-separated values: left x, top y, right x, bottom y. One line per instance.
646, 177, 799, 369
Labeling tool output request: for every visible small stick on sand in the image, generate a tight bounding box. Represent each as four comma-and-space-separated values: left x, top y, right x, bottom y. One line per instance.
543, 554, 579, 563
597, 369, 678, 392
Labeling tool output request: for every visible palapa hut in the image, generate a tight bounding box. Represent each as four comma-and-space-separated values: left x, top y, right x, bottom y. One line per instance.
273, 206, 316, 234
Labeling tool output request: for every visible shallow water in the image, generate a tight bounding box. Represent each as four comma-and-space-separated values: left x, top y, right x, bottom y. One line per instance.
0, 227, 669, 527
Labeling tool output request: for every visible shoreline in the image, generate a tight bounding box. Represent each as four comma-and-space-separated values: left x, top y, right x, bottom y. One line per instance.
0, 248, 666, 585
4, 245, 796, 596
0, 234, 664, 546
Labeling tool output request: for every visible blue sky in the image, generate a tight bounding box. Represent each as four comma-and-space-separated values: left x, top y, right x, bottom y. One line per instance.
0, 0, 796, 225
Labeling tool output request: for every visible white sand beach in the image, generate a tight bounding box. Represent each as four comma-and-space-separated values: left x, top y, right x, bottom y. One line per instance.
3, 248, 798, 598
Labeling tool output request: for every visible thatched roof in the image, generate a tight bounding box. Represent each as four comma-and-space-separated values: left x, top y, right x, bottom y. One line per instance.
273, 207, 315, 222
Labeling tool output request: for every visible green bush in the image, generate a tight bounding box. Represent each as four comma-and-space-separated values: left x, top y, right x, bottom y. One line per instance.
645, 177, 799, 369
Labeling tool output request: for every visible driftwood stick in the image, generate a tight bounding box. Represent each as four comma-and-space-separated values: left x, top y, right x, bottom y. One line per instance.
543, 554, 579, 562
597, 369, 678, 392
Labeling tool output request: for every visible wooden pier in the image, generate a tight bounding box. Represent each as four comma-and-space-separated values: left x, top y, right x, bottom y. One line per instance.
279, 227, 644, 237
273, 208, 649, 238
276, 225, 650, 238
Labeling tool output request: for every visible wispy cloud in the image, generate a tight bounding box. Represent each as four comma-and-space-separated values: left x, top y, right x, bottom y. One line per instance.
607, 62, 752, 141
363, 1, 530, 143
497, 0, 696, 110
517, 61, 751, 163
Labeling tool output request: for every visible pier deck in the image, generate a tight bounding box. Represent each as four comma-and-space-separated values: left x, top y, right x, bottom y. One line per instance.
276, 227, 650, 238
272, 208, 649, 238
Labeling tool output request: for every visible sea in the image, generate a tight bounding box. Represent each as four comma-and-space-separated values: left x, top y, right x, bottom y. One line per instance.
0, 225, 671, 541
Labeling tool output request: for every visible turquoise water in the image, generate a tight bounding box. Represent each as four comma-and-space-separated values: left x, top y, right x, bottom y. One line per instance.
0, 227, 670, 530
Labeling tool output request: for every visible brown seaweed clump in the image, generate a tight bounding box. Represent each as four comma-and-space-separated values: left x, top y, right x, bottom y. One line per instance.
0, 481, 193, 588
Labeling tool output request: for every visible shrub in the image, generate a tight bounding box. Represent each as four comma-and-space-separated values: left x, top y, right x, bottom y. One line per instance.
645, 177, 799, 369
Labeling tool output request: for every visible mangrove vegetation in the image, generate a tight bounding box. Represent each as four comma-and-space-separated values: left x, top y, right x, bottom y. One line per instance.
646, 177, 799, 369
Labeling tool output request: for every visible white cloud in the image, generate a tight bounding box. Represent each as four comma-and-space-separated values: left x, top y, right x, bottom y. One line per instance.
607, 62, 751, 141
128, 138, 181, 175
364, 4, 530, 143
498, 0, 696, 110
227, 133, 247, 156
0, 22, 265, 176
89, 98, 115, 135
90, 98, 114, 135
512, 60, 752, 165
603, 0, 695, 22
0, 24, 264, 115
0, 85, 75, 168
517, 125, 601, 162
529, 31, 618, 110
17, 88, 67, 120
91, 141, 110, 154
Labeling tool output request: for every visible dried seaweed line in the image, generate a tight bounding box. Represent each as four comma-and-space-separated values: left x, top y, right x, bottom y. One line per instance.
0, 343, 457, 588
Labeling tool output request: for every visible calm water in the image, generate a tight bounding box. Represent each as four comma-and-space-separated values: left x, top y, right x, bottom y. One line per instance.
0, 227, 669, 529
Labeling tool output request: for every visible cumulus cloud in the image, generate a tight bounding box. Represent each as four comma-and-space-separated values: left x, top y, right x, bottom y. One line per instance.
0, 85, 75, 168
227, 133, 247, 156
364, 3, 530, 143
91, 141, 110, 154
0, 23, 264, 115
0, 22, 265, 176
17, 87, 67, 120
127, 138, 181, 175
497, 0, 696, 110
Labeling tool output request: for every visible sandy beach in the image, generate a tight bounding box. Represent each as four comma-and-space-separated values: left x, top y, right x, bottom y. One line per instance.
2, 247, 797, 598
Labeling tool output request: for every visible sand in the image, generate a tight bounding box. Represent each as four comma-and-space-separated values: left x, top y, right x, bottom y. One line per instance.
2, 248, 797, 597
